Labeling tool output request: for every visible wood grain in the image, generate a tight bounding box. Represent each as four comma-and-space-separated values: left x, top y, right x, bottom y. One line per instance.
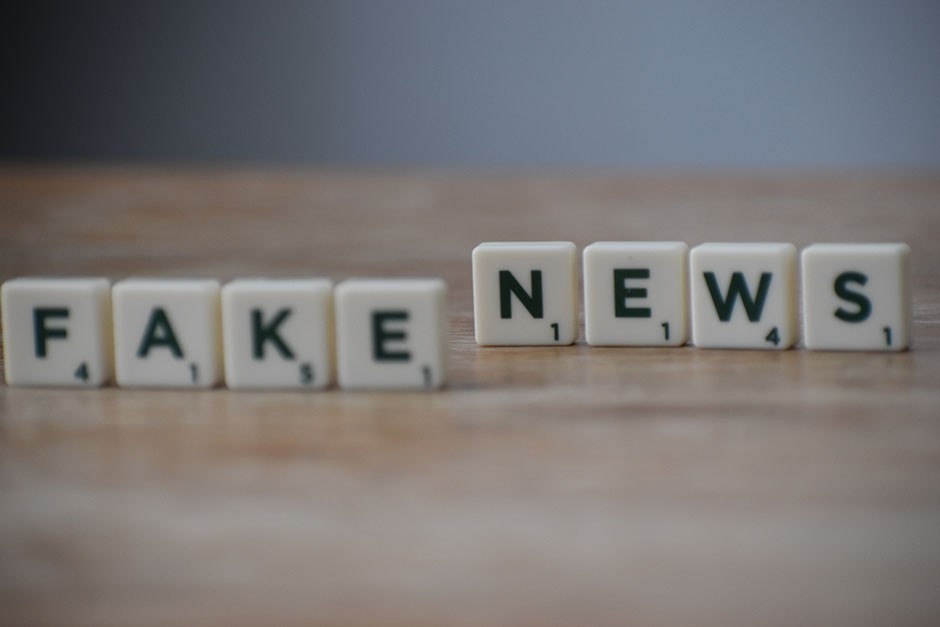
1, 167, 939, 627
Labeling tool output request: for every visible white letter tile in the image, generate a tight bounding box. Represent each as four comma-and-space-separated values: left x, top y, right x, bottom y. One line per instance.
472, 241, 578, 346
335, 279, 447, 390
113, 279, 222, 388
2, 278, 113, 386
802, 243, 911, 351
583, 241, 688, 346
690, 243, 797, 349
222, 279, 334, 389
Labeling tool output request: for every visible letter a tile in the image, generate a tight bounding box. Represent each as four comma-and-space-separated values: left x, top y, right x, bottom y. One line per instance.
113, 279, 222, 388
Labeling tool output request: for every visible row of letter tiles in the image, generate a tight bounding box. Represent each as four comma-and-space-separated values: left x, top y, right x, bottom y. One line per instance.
472, 241, 910, 351
1, 278, 447, 389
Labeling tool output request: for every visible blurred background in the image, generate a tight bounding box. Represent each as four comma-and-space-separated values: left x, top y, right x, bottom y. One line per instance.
2, 0, 939, 168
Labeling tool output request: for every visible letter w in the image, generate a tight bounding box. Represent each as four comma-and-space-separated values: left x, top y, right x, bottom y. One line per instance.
704, 272, 772, 322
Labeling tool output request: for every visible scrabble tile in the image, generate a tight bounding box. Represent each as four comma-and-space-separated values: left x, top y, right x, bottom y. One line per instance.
113, 279, 222, 388
335, 279, 447, 390
690, 243, 797, 349
802, 243, 911, 351
472, 241, 578, 346
1, 278, 113, 386
583, 241, 689, 346
221, 279, 334, 389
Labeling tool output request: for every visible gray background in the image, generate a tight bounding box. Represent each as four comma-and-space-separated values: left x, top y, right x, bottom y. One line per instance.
3, 0, 939, 167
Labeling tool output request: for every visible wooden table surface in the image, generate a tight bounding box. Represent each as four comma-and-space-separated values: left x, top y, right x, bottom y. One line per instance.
1, 167, 939, 627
